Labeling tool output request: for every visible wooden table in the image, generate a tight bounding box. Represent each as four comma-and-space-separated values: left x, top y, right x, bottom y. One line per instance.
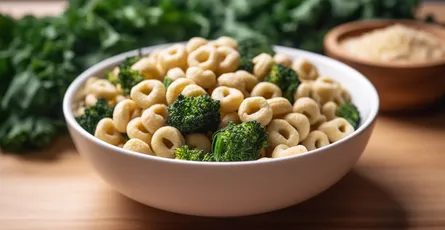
1, 2, 445, 230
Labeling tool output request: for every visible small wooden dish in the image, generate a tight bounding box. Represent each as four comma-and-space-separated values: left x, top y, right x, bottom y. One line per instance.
324, 19, 445, 111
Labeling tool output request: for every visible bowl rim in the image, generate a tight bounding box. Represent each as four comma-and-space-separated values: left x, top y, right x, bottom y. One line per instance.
324, 19, 445, 69
63, 43, 379, 166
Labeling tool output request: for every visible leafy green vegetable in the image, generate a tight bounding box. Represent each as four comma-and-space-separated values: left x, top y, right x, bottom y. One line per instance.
163, 77, 173, 89
211, 121, 268, 162
167, 94, 220, 134
75, 98, 114, 134
108, 57, 144, 95
0, 0, 423, 153
264, 64, 300, 103
174, 145, 213, 161
336, 102, 361, 129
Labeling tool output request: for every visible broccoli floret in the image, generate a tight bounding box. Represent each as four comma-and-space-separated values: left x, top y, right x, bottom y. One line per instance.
108, 56, 145, 95
163, 76, 173, 89
336, 102, 361, 129
211, 121, 268, 162
264, 64, 300, 103
167, 94, 220, 134
174, 145, 214, 161
75, 98, 114, 134
237, 37, 275, 73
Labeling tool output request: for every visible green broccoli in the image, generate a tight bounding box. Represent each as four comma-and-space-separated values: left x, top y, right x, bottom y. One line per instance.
174, 145, 213, 161
237, 37, 275, 73
75, 98, 114, 134
108, 56, 145, 95
167, 94, 220, 134
163, 76, 173, 89
264, 64, 300, 103
211, 121, 268, 162
336, 102, 361, 129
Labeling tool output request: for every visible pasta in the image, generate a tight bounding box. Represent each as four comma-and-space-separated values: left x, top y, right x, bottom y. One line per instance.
76, 36, 360, 162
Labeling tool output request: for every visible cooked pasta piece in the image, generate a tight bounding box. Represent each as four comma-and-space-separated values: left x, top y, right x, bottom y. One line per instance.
302, 130, 330, 151
113, 99, 138, 133
284, 113, 310, 142
95, 118, 124, 146
267, 97, 292, 118
166, 78, 195, 104
212, 36, 238, 49
185, 133, 211, 153
235, 70, 258, 92
273, 53, 292, 67
219, 112, 241, 128
85, 94, 98, 107
166, 67, 186, 81
292, 58, 319, 81
271, 144, 308, 158
238, 97, 273, 126
127, 117, 153, 144
322, 101, 337, 121
187, 45, 220, 72
181, 84, 207, 98
318, 117, 354, 143
294, 82, 321, 104
266, 119, 299, 148
312, 76, 341, 104
211, 86, 244, 113
131, 57, 163, 80
89, 79, 118, 100
293, 97, 323, 125
158, 44, 188, 71
151, 126, 185, 158
251, 82, 282, 99
217, 72, 248, 97
186, 66, 216, 89
252, 53, 274, 81
130, 80, 166, 109
186, 37, 208, 53
141, 104, 169, 134
123, 138, 154, 155
216, 46, 240, 75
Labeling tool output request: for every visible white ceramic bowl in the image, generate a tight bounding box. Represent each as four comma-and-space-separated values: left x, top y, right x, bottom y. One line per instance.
63, 44, 379, 217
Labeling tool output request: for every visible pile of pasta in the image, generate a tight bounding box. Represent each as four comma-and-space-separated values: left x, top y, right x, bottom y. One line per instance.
76, 36, 357, 160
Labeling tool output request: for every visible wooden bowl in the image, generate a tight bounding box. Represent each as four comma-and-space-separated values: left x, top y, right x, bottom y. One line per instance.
324, 19, 445, 111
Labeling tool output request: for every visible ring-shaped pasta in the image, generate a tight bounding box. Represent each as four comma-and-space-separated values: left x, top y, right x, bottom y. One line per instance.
113, 99, 138, 133
238, 97, 273, 126
312, 76, 341, 104
251, 82, 282, 99
166, 78, 195, 105
185, 133, 211, 153
292, 58, 319, 81
126, 117, 153, 144
186, 37, 208, 53
266, 119, 300, 148
235, 70, 258, 92
151, 126, 185, 158
166, 67, 186, 81
94, 118, 124, 146
273, 53, 292, 67
89, 79, 118, 100
216, 46, 240, 75
212, 36, 238, 49
123, 138, 154, 155
271, 144, 308, 158
294, 82, 321, 104
131, 57, 163, 80
302, 130, 330, 151
141, 104, 169, 134
211, 86, 244, 113
293, 97, 323, 125
130, 80, 166, 109
219, 112, 241, 128
267, 97, 292, 118
284, 112, 310, 142
318, 118, 354, 143
85, 94, 98, 107
181, 84, 207, 98
217, 72, 248, 97
252, 53, 274, 81
187, 45, 220, 72
186, 67, 216, 89
158, 44, 188, 71
322, 101, 337, 121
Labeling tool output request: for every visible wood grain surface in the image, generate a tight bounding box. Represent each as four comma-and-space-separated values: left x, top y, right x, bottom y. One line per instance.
1, 2, 445, 230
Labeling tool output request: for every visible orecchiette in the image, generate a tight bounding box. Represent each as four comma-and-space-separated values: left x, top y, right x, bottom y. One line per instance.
211, 86, 244, 113
251, 82, 282, 99
273, 53, 292, 67
266, 119, 299, 148
131, 57, 163, 80
166, 78, 195, 104
185, 133, 211, 153
158, 44, 188, 71
292, 58, 319, 81
322, 101, 337, 121
127, 117, 153, 144
181, 84, 207, 98
294, 82, 321, 103
284, 113, 310, 142
166, 67, 186, 81
267, 97, 292, 118
252, 53, 274, 81
219, 112, 241, 128
94, 118, 124, 146
186, 37, 208, 53
238, 96, 273, 126
318, 118, 354, 143
293, 97, 324, 125
113, 99, 138, 133
186, 67, 216, 89
141, 104, 169, 134
123, 138, 154, 155
187, 45, 220, 72
216, 46, 240, 75
302, 130, 330, 151
151, 126, 185, 158
271, 144, 308, 158
89, 79, 118, 100
130, 80, 166, 109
